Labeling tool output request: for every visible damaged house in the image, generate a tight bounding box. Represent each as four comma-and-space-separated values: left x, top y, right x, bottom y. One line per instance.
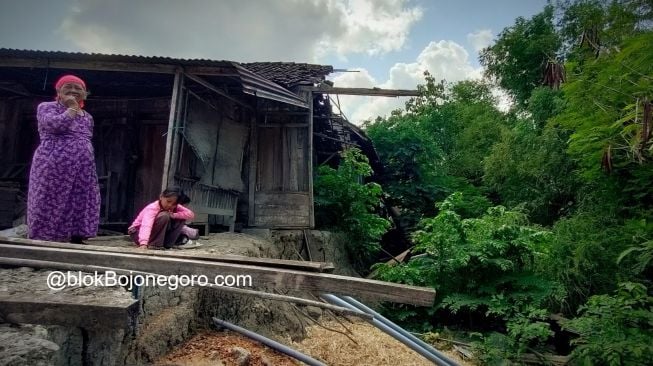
0, 49, 388, 232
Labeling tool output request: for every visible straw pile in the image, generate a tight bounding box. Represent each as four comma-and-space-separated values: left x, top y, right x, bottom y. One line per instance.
292, 319, 472, 366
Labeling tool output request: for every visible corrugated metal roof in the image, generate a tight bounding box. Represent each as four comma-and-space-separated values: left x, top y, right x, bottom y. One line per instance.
0, 48, 311, 107
0, 48, 234, 67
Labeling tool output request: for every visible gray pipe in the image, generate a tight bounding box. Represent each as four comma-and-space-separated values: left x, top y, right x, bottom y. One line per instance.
213, 318, 326, 366
341, 295, 459, 366
321, 294, 453, 365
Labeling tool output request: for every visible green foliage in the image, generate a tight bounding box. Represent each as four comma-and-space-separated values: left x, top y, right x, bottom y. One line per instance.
364, 106, 446, 226
359, 3, 653, 364
557, 0, 653, 60
365, 76, 500, 227
480, 5, 562, 106
564, 282, 653, 366
376, 193, 558, 354
314, 148, 391, 265
540, 197, 649, 313
484, 88, 579, 225
554, 33, 653, 184
617, 219, 653, 275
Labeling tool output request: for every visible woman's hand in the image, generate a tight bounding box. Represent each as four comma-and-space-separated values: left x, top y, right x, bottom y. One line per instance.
62, 95, 81, 116
62, 95, 78, 107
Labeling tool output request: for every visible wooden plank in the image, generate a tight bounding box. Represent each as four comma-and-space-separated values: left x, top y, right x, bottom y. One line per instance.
161, 69, 183, 191
255, 192, 309, 205
289, 128, 299, 191
310, 87, 420, 97
254, 192, 310, 227
0, 257, 364, 320
169, 79, 187, 187
282, 127, 290, 190
248, 115, 258, 226
0, 237, 334, 273
308, 92, 315, 228
0, 243, 436, 306
0, 256, 150, 276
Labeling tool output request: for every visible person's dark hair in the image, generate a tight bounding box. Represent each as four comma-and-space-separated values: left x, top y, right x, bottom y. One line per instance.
161, 186, 191, 205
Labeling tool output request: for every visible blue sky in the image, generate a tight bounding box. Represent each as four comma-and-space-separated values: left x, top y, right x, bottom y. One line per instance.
326, 0, 547, 80
0, 0, 548, 122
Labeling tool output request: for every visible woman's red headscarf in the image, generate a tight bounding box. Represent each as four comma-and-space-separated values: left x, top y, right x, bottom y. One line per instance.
55, 75, 87, 108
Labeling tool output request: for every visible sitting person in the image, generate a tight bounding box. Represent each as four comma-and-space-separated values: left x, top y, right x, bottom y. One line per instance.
128, 187, 195, 249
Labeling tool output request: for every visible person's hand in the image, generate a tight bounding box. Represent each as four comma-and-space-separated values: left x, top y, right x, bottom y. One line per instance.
62, 95, 80, 109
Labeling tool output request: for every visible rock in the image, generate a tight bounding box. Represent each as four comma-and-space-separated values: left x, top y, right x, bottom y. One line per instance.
230, 346, 251, 366
305, 306, 323, 319
260, 356, 274, 366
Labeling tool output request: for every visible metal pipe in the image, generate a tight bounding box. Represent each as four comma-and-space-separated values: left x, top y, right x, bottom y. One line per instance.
341, 295, 459, 366
321, 294, 453, 365
212, 318, 326, 366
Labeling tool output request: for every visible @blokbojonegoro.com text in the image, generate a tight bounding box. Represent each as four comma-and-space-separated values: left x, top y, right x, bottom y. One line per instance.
46, 270, 253, 291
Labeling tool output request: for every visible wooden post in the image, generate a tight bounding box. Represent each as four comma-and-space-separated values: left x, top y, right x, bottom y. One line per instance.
161, 69, 183, 191
307, 91, 315, 228
248, 112, 258, 226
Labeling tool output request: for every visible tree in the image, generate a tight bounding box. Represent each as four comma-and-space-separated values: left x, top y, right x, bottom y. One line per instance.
314, 148, 391, 267
480, 6, 562, 106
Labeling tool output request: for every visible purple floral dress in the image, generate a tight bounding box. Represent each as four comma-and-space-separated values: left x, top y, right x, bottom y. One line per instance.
27, 101, 101, 241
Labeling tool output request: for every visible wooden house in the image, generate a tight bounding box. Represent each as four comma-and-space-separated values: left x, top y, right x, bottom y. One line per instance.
0, 49, 335, 231
0, 49, 415, 232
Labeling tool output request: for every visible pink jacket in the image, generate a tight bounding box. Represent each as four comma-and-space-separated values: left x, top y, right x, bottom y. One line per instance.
129, 201, 195, 245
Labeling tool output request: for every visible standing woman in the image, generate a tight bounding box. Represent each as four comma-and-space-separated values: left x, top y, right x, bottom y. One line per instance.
27, 75, 101, 243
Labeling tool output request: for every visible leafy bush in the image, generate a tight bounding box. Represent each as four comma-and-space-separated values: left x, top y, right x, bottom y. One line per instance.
375, 193, 558, 354
564, 282, 653, 366
314, 148, 391, 267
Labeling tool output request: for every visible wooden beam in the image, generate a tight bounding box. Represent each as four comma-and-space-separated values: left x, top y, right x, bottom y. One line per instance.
0, 256, 152, 277
248, 113, 258, 227
161, 69, 183, 191
0, 256, 365, 320
311, 87, 420, 97
184, 73, 252, 109
0, 243, 436, 306
308, 91, 315, 228
1, 236, 334, 273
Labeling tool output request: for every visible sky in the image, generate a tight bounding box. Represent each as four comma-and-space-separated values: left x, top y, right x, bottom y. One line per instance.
0, 0, 548, 124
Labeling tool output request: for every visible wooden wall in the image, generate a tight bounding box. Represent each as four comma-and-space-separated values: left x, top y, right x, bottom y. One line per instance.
254, 122, 311, 228
0, 96, 170, 225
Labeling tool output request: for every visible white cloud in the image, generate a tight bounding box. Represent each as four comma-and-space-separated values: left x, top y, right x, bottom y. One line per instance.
467, 29, 494, 52
316, 0, 423, 60
332, 40, 484, 124
56, 0, 422, 62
